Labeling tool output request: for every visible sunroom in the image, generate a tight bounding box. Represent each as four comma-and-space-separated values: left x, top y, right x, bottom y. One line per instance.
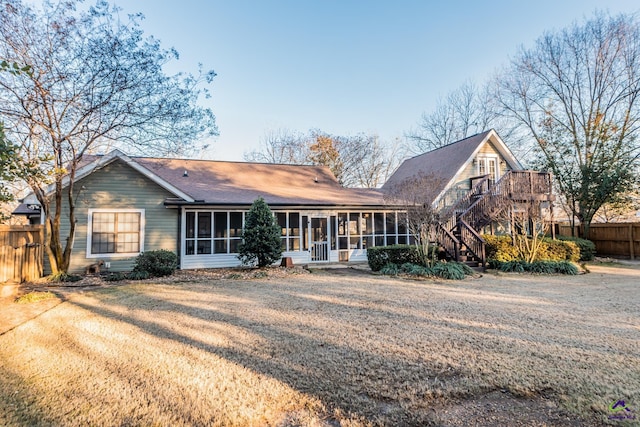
179, 208, 410, 269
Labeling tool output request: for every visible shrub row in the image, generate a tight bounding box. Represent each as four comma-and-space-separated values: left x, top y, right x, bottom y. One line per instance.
489, 260, 579, 275
380, 261, 474, 280
367, 245, 424, 272
483, 235, 581, 263
556, 236, 596, 261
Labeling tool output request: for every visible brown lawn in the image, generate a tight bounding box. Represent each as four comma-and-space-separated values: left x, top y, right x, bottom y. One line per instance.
0, 263, 638, 426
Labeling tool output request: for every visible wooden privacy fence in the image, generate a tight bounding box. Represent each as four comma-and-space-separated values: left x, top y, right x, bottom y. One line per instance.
0, 225, 44, 283
557, 222, 640, 259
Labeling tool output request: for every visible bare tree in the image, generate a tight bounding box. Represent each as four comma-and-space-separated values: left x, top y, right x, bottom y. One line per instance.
243, 128, 309, 164
336, 134, 404, 188
496, 11, 640, 237
0, 0, 217, 274
407, 82, 490, 152
384, 172, 446, 266
497, 201, 550, 263
246, 128, 402, 188
407, 80, 533, 159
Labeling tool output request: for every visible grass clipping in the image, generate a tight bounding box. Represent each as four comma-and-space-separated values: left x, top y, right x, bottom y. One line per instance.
14, 291, 56, 304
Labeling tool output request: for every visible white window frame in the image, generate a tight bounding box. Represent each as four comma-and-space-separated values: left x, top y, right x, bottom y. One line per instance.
183, 210, 245, 255
86, 208, 145, 258
476, 154, 501, 182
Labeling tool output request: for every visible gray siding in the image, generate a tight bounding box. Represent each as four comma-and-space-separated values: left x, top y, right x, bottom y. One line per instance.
52, 159, 178, 274
456, 141, 512, 184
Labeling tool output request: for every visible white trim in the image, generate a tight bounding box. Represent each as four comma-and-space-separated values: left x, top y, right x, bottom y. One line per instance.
33, 149, 194, 204
476, 153, 501, 182
86, 208, 146, 259
433, 129, 522, 206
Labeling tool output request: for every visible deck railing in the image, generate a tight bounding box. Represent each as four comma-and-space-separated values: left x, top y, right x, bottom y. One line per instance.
434, 170, 553, 266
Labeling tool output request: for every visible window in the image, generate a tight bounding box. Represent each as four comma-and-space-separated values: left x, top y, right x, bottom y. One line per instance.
275, 212, 303, 252
477, 156, 500, 184
386, 212, 397, 245
276, 212, 287, 251
229, 212, 243, 253
87, 209, 144, 257
185, 210, 244, 255
362, 213, 373, 249
335, 211, 409, 250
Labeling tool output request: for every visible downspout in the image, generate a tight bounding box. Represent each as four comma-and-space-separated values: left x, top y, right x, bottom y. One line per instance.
177, 207, 182, 270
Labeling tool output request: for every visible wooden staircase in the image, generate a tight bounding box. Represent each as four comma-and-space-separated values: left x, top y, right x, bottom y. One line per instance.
436, 171, 554, 268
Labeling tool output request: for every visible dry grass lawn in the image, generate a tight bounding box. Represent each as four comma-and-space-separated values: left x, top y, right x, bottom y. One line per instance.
0, 263, 638, 426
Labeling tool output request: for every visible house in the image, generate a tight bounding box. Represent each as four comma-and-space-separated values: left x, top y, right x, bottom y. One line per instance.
17, 129, 554, 273
384, 129, 554, 265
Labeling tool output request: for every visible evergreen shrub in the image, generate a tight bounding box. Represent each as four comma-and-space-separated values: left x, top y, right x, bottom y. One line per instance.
133, 249, 178, 277
238, 197, 283, 267
367, 245, 430, 271
557, 236, 596, 261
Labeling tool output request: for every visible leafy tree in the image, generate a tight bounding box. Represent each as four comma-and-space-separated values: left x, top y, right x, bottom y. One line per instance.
0, 0, 217, 273
0, 60, 32, 220
238, 198, 282, 267
308, 133, 344, 183
593, 192, 640, 223
0, 124, 19, 212
496, 12, 640, 237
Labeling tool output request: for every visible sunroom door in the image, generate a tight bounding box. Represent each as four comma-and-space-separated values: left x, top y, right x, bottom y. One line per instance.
309, 217, 329, 262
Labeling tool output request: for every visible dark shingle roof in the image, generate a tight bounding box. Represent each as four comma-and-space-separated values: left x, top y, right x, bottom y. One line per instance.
382, 130, 494, 202
133, 157, 385, 206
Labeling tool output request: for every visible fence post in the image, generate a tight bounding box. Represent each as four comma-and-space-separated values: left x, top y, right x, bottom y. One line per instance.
630, 224, 635, 260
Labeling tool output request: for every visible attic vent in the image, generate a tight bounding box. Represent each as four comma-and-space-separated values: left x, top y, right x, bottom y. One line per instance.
183, 170, 188, 177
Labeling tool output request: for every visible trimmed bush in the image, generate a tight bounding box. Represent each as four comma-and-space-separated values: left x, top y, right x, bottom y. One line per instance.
483, 235, 520, 262
382, 261, 473, 280
539, 238, 580, 262
400, 263, 433, 277
103, 272, 126, 281
484, 234, 581, 263
133, 249, 178, 277
49, 273, 82, 283
494, 260, 578, 275
557, 236, 596, 261
367, 245, 434, 271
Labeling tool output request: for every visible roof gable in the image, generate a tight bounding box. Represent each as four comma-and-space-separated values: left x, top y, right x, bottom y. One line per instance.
382, 130, 522, 204
22, 150, 195, 205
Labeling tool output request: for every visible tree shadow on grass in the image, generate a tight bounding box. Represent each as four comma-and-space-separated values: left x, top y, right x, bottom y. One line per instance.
65, 290, 441, 425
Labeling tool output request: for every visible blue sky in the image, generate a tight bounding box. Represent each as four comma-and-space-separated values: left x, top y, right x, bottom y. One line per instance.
119, 1, 640, 161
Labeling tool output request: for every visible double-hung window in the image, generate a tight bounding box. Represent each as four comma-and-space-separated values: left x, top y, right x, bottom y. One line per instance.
87, 209, 145, 257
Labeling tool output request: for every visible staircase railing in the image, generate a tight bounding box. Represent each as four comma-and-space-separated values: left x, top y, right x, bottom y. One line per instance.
435, 222, 460, 261
438, 174, 491, 225
433, 170, 553, 268
458, 219, 486, 267
459, 171, 514, 230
